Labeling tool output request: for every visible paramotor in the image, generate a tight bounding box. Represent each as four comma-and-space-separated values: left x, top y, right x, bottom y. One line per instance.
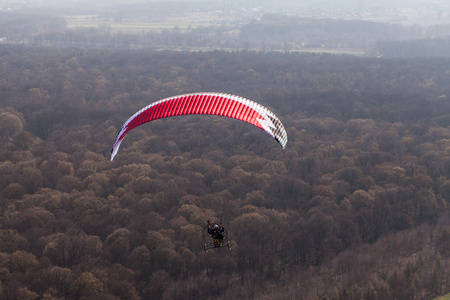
202, 223, 231, 252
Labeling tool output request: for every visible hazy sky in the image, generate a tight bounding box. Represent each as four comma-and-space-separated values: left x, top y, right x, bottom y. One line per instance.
1, 0, 449, 26
2, 0, 448, 9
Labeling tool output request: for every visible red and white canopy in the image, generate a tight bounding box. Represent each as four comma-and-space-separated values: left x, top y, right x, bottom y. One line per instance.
111, 92, 288, 160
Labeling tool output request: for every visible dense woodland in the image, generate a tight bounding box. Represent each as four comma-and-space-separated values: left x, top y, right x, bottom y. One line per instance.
1, 45, 450, 299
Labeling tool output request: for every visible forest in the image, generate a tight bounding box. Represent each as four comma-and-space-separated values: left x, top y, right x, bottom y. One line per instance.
0, 45, 450, 299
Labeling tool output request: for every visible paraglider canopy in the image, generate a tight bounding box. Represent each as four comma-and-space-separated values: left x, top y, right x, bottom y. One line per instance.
111, 92, 288, 160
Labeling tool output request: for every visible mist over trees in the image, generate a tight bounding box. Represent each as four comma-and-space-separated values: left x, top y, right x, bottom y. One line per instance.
2, 6, 450, 57
0, 44, 450, 299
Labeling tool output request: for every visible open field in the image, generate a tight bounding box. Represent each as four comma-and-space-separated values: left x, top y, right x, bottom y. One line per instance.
291, 47, 366, 56
65, 14, 367, 56
65, 13, 231, 32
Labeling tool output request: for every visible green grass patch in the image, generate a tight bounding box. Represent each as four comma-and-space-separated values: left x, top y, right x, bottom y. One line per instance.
434, 293, 450, 300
